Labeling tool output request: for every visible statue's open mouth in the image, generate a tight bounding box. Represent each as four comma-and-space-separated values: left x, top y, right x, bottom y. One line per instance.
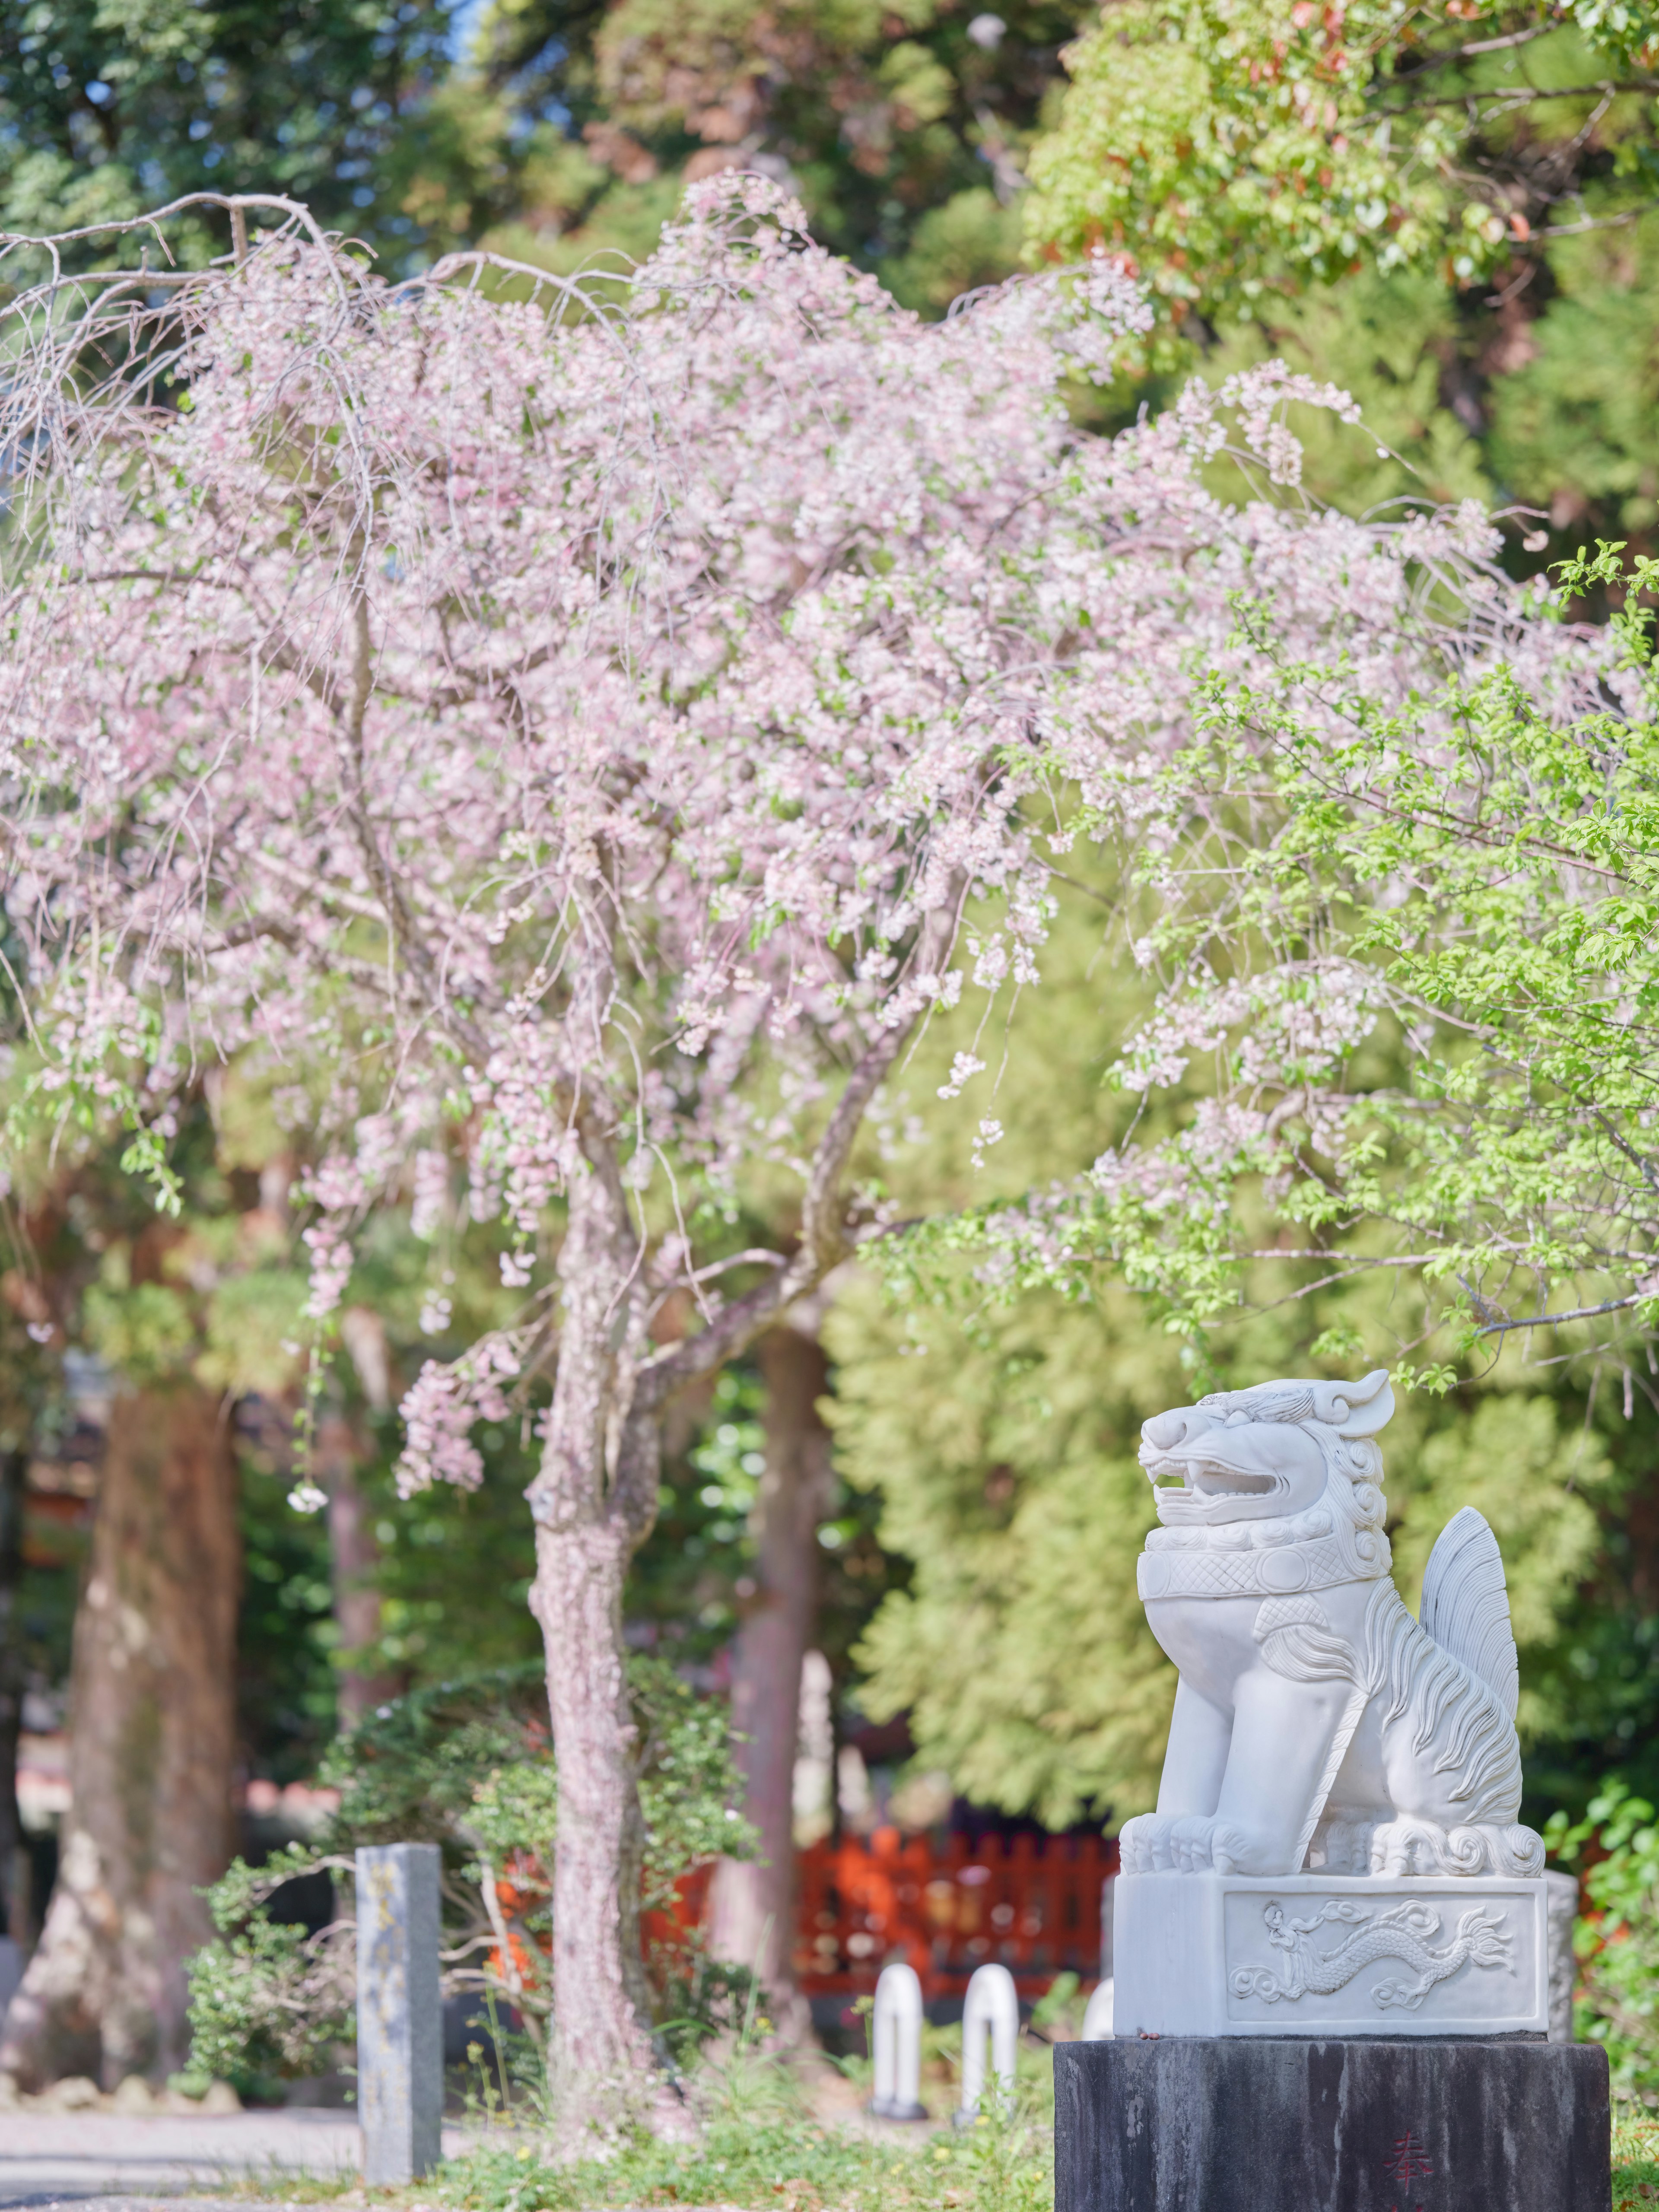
1142, 1453, 1280, 1501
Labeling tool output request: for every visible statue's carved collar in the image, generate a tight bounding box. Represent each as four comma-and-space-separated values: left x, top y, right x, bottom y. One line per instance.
1138, 1520, 1392, 1602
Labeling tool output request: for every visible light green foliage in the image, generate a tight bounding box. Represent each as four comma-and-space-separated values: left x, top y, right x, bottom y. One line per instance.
833, 1250, 1613, 1824
435, 2052, 1049, 2208
885, 187, 1029, 314
825, 862, 1623, 1825
432, 2088, 1659, 2211
439, 2118, 935, 2208
1069, 543, 1659, 1365
79, 1220, 305, 1395
827, 1278, 1178, 1826
1547, 1781, 1659, 2098
1025, 0, 1659, 322
1615, 2111, 1659, 2209
633, 1657, 760, 1902
839, 539, 1659, 1826
1027, 0, 1455, 324
1023, 0, 1659, 559
478, 177, 686, 293
319, 1656, 749, 1908
80, 1278, 195, 1385
1392, 1398, 1606, 1672
956, 2088, 1052, 2212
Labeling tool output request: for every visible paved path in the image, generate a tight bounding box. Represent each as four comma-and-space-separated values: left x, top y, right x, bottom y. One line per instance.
0, 2110, 472, 2203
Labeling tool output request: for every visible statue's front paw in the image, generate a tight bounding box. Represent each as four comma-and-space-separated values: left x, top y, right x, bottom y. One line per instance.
1169, 1815, 1254, 1872
1121, 1815, 1277, 1873
1119, 1814, 1175, 1873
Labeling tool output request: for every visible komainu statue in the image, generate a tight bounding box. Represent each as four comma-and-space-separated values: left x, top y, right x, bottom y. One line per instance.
1121, 1369, 1544, 1881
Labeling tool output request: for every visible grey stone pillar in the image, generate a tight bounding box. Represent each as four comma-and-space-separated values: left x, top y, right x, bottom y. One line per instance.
356, 1842, 442, 2183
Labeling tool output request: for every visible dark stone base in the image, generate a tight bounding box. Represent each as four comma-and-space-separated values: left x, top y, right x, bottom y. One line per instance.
1054, 2037, 1610, 2212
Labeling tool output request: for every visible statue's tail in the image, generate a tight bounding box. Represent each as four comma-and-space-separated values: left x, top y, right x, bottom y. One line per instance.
1420, 1506, 1520, 1720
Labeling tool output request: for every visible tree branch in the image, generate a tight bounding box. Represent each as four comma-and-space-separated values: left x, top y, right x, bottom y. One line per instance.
1478, 1292, 1648, 1336
633, 898, 961, 1407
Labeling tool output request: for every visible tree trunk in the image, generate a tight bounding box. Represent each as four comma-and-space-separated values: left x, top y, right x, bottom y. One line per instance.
528, 1151, 685, 2140
316, 1411, 396, 1730
0, 1445, 29, 1951
0, 1385, 239, 2088
707, 1326, 833, 2035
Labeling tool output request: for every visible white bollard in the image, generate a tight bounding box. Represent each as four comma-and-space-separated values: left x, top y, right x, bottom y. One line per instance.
1081, 1977, 1115, 2040
956, 1961, 1019, 2123
356, 1842, 442, 2182
869, 1959, 927, 2121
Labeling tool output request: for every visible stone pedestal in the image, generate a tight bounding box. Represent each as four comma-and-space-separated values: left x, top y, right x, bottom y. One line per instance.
1054, 2037, 1611, 2212
1113, 1873, 1548, 2039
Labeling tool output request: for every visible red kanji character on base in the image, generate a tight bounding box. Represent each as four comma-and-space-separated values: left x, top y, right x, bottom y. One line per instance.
1383, 2133, 1434, 2182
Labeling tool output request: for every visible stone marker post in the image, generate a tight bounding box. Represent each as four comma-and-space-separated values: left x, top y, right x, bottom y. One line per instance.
356, 1842, 442, 2183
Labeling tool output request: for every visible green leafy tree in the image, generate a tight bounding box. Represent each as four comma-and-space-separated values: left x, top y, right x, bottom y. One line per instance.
843, 539, 1659, 1827
1023, 0, 1659, 557
830, 1260, 1622, 1828
0, 1, 474, 265
1025, 0, 1659, 320
1034, 543, 1659, 1366
0, 1089, 312, 2088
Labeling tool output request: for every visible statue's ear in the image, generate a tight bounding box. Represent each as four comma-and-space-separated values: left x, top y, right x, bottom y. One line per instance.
1310, 1368, 1394, 1437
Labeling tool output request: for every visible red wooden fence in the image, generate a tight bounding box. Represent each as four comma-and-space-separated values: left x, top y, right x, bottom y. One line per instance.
498, 1827, 1117, 2005
793, 1826, 1117, 2002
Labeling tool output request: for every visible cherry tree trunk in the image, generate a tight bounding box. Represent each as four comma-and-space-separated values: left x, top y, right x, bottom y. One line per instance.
707, 1326, 833, 2034
0, 1385, 239, 2088
532, 1512, 660, 2109
528, 1152, 684, 2139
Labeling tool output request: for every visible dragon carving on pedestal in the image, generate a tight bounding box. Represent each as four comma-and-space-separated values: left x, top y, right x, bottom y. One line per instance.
1230, 1896, 1516, 2012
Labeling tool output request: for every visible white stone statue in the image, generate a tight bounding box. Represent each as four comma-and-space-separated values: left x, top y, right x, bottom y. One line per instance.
1123, 1368, 1542, 1881
1111, 1370, 1551, 2039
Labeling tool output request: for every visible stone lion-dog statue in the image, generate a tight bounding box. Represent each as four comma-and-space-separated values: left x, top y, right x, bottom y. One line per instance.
1121, 1369, 1544, 1880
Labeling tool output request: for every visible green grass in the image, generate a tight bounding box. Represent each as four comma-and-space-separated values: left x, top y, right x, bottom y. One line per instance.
435, 2077, 1047, 2212
1615, 2109, 1659, 2212
440, 2119, 937, 2209
212, 2067, 1659, 2211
